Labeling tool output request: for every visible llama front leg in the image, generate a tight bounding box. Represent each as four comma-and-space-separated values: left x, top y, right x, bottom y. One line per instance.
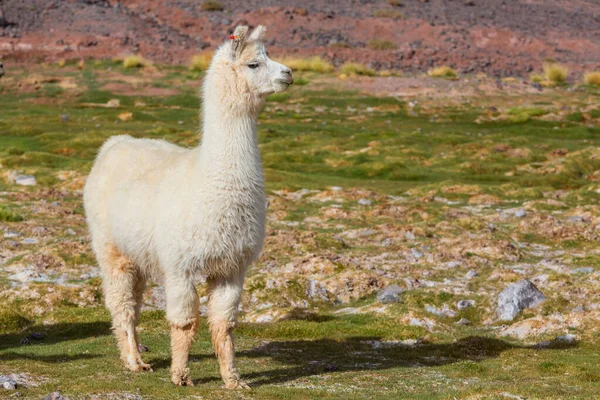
165, 275, 200, 386
207, 274, 249, 389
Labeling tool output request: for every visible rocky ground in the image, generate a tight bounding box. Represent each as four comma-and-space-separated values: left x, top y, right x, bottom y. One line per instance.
0, 61, 600, 398
0, 0, 600, 76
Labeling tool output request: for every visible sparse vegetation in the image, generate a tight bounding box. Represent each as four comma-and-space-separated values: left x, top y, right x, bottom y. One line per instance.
0, 205, 23, 222
373, 9, 404, 19
428, 66, 458, 80
123, 55, 147, 69
188, 52, 213, 71
282, 56, 334, 73
583, 71, 600, 86
388, 0, 403, 6
340, 62, 376, 76
543, 62, 569, 84
530, 73, 544, 83
368, 39, 397, 50
2, 61, 600, 399
200, 0, 224, 11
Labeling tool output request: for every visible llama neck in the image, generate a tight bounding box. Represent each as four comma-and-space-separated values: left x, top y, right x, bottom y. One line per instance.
197, 75, 263, 187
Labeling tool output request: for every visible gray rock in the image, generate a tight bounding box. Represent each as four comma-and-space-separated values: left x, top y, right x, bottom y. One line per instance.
457, 299, 475, 310
514, 209, 526, 218
404, 231, 415, 240
306, 278, 329, 301
331, 186, 343, 191
456, 318, 471, 325
65, 228, 76, 236
14, 174, 36, 186
377, 284, 404, 304
3, 231, 20, 238
425, 304, 457, 318
0, 375, 17, 390
21, 238, 39, 245
497, 279, 546, 321
358, 198, 372, 206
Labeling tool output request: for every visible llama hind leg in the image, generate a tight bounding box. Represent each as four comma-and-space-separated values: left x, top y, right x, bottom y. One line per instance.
102, 245, 151, 372
207, 273, 249, 389
165, 274, 200, 386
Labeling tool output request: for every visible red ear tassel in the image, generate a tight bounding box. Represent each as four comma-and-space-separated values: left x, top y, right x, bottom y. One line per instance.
229, 35, 237, 40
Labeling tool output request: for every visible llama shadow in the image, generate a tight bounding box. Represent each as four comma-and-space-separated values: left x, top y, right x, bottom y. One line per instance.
0, 321, 110, 363
193, 335, 577, 387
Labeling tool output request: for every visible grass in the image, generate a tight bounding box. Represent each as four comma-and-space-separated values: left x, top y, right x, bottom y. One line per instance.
428, 66, 458, 80
282, 56, 334, 73
123, 55, 147, 69
583, 71, 600, 86
543, 62, 569, 85
1, 62, 600, 398
189, 52, 213, 72
368, 39, 397, 50
340, 62, 376, 76
200, 0, 224, 11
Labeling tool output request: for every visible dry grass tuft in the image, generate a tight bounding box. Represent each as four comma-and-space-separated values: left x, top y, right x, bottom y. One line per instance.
373, 9, 404, 19
388, 0, 403, 6
543, 63, 568, 84
340, 62, 376, 77
189, 53, 213, 71
283, 56, 334, 73
123, 55, 147, 69
368, 39, 397, 50
201, 0, 224, 11
583, 71, 600, 86
428, 66, 458, 80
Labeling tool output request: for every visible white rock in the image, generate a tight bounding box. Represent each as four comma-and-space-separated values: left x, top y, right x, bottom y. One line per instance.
14, 175, 36, 186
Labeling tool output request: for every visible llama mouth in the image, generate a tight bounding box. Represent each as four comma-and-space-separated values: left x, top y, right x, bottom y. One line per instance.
276, 78, 294, 86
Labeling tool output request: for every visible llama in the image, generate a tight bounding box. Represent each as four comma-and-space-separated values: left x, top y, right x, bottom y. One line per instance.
83, 25, 292, 389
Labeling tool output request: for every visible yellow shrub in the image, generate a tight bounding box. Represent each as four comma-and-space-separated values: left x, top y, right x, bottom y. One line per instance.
340, 62, 376, 77
201, 0, 224, 11
189, 53, 213, 71
428, 66, 458, 80
373, 9, 404, 19
58, 59, 66, 68
583, 71, 600, 86
283, 56, 334, 73
123, 55, 147, 69
543, 63, 568, 84
530, 73, 544, 83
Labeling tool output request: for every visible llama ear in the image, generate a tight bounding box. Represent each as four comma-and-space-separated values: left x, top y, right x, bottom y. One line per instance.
230, 25, 249, 60
249, 25, 267, 42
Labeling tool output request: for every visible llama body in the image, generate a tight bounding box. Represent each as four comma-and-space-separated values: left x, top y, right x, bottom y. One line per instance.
83, 25, 292, 388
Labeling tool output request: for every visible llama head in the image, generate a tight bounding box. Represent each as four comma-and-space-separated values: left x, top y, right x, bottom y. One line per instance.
211, 25, 293, 97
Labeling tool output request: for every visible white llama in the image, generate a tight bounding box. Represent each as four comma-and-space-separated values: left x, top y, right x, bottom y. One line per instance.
83, 25, 292, 389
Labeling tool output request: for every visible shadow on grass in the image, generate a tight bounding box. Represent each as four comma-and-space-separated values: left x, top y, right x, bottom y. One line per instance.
194, 335, 578, 387
0, 321, 111, 364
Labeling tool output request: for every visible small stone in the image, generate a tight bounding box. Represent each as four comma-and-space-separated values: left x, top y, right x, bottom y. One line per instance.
21, 238, 39, 245
572, 267, 594, 274
0, 375, 17, 390
404, 231, 415, 240
60, 114, 69, 122
358, 198, 372, 206
456, 318, 471, 325
14, 174, 36, 186
42, 392, 68, 400
457, 300, 475, 310
572, 305, 585, 313
496, 279, 546, 321
514, 209, 526, 218
330, 186, 343, 191
377, 284, 404, 304
411, 249, 423, 259
138, 344, 149, 352
465, 270, 478, 279
3, 231, 20, 238
65, 229, 76, 236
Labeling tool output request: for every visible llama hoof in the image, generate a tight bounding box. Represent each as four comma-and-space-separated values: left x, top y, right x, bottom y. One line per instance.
171, 376, 194, 387
171, 368, 194, 386
224, 379, 250, 390
127, 361, 153, 372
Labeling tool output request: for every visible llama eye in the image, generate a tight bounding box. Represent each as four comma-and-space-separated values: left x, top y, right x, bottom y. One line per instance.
247, 63, 259, 69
